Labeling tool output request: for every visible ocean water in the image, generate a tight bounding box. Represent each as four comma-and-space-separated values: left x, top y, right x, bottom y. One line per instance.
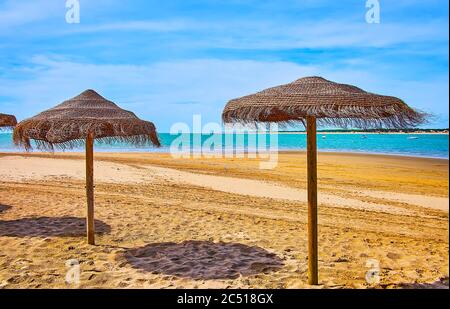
0, 132, 448, 159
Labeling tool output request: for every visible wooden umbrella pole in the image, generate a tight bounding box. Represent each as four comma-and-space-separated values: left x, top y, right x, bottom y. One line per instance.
306, 116, 318, 285
86, 132, 95, 245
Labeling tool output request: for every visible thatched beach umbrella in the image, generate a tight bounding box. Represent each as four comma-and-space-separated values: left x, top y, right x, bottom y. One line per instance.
0, 113, 17, 129
222, 76, 425, 285
14, 89, 160, 245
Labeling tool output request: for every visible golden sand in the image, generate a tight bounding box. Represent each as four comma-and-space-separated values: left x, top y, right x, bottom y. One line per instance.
0, 152, 448, 288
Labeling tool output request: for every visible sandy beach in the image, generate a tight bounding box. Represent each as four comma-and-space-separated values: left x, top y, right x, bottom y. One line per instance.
0, 152, 448, 288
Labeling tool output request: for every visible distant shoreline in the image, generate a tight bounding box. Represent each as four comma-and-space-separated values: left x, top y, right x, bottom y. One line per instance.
1, 149, 448, 160
274, 131, 449, 135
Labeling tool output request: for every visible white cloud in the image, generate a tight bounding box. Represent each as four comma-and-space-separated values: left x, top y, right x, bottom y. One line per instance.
1, 1, 447, 51
0, 56, 318, 129
0, 56, 447, 129
0, 0, 60, 29
52, 18, 448, 50
61, 20, 192, 34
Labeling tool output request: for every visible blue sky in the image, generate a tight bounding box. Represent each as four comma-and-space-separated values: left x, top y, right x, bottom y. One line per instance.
0, 0, 448, 130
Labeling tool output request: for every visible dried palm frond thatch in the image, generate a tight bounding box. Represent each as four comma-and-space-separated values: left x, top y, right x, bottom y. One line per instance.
13, 89, 161, 245
13, 89, 160, 150
0, 113, 17, 129
221, 76, 427, 286
222, 76, 426, 128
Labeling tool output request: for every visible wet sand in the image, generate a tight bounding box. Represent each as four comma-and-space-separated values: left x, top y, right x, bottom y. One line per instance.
0, 152, 448, 288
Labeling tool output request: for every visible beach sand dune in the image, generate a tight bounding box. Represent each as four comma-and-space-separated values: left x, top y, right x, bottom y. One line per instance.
0, 152, 448, 288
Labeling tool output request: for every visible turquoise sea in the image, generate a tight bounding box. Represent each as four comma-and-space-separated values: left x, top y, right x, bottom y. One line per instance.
0, 132, 448, 159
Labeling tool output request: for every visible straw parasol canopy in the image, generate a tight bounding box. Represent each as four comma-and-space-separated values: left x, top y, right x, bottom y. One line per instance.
222, 76, 426, 285
0, 113, 17, 129
13, 89, 160, 151
13, 89, 160, 245
222, 76, 425, 128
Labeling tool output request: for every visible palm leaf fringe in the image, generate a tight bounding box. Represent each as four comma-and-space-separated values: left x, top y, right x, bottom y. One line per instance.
13, 119, 160, 151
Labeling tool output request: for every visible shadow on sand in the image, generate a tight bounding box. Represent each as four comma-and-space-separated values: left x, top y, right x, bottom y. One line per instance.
0, 216, 111, 237
398, 277, 449, 289
124, 240, 284, 280
0, 204, 12, 213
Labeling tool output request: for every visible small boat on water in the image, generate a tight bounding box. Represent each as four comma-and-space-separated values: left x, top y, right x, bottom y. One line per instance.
407, 136, 419, 140
322, 135, 326, 139
361, 135, 367, 139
